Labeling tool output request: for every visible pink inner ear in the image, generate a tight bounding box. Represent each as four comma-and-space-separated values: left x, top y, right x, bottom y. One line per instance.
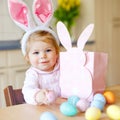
10, 1, 28, 27
34, 0, 52, 23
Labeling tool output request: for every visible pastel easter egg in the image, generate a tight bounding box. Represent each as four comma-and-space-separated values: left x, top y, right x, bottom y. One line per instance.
68, 96, 80, 106
76, 99, 90, 112
40, 111, 57, 120
85, 107, 101, 120
60, 102, 78, 116
93, 93, 106, 104
90, 100, 105, 111
103, 91, 115, 104
106, 105, 120, 120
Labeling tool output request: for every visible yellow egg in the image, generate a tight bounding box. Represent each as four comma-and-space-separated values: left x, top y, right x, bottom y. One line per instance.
106, 105, 120, 120
85, 107, 101, 120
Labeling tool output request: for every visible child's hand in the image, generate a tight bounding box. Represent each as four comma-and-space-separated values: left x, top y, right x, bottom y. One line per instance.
35, 89, 57, 105
46, 90, 57, 104
35, 89, 48, 105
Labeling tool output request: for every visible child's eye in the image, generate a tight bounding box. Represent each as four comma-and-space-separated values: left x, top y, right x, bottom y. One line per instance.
33, 51, 39, 55
46, 49, 52, 53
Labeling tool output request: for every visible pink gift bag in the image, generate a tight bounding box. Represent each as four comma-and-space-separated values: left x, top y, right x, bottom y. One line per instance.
57, 22, 108, 101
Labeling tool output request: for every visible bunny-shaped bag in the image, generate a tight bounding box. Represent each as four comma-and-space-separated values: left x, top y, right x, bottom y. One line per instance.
57, 22, 108, 101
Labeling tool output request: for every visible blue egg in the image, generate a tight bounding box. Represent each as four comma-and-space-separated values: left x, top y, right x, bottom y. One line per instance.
90, 100, 105, 111
40, 111, 57, 120
60, 102, 78, 116
93, 93, 106, 104
68, 96, 80, 106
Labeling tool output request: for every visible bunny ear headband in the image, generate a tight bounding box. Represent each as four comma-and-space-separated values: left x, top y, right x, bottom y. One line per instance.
8, 0, 59, 56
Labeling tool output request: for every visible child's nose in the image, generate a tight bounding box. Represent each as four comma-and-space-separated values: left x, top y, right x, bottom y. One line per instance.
40, 52, 46, 59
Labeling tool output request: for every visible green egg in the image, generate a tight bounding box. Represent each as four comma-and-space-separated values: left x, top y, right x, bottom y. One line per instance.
60, 102, 78, 116
68, 96, 80, 106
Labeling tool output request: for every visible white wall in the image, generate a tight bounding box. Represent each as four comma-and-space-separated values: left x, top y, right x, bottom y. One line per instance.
0, 0, 95, 41
73, 0, 95, 41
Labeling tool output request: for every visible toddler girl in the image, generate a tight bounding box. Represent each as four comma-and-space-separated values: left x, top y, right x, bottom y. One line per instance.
22, 30, 61, 105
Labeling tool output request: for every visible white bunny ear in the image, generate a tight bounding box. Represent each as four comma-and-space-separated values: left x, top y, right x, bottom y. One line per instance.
77, 24, 94, 50
8, 0, 36, 31
57, 21, 72, 50
33, 0, 53, 26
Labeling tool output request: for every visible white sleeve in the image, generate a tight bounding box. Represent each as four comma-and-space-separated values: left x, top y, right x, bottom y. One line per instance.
22, 69, 41, 105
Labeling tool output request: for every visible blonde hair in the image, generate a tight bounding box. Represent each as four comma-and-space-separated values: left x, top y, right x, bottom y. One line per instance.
25, 31, 59, 59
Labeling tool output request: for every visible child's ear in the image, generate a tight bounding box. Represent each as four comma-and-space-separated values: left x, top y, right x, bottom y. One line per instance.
25, 55, 30, 64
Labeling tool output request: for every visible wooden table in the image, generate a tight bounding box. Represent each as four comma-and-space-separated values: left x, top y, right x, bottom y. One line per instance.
0, 85, 120, 120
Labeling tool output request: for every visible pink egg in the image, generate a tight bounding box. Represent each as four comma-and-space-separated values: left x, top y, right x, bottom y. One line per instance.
76, 99, 90, 112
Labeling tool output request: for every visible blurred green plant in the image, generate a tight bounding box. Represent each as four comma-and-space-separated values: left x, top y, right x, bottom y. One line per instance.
54, 0, 81, 34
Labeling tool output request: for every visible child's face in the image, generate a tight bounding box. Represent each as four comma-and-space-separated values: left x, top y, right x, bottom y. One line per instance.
27, 40, 58, 72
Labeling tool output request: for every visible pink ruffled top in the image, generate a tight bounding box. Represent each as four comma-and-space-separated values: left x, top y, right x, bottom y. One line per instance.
22, 61, 60, 105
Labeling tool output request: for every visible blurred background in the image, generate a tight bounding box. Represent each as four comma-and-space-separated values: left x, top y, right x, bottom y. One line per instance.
0, 0, 120, 107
